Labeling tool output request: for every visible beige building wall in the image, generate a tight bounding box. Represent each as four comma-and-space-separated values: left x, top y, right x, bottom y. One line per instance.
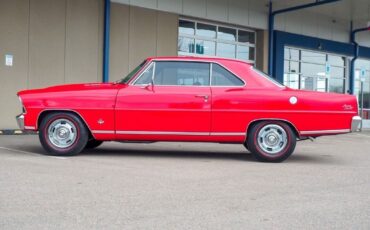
255, 30, 269, 73
0, 0, 104, 129
0, 1, 263, 129
110, 4, 178, 82
0, 1, 178, 129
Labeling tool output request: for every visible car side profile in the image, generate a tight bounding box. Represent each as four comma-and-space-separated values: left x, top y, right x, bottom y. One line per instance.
16, 56, 361, 162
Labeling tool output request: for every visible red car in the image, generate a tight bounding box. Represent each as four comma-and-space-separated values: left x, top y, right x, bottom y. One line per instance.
16, 56, 361, 162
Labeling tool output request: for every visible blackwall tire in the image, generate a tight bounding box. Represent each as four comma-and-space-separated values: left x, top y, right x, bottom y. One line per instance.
85, 139, 103, 149
39, 112, 88, 156
246, 121, 296, 163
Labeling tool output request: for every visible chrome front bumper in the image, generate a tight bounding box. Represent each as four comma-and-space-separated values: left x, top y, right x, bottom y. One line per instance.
351, 116, 362, 132
16, 114, 25, 130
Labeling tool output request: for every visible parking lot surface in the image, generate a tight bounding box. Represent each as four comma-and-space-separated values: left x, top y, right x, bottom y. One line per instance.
0, 133, 370, 230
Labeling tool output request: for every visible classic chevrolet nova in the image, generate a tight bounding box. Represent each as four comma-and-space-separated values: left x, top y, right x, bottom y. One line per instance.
16, 56, 361, 162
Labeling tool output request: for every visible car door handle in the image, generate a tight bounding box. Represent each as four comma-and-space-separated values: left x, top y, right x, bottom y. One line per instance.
195, 95, 209, 102
195, 95, 209, 99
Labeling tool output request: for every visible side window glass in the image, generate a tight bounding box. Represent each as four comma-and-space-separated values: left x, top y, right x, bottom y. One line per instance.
212, 64, 244, 86
154, 61, 210, 86
134, 63, 154, 85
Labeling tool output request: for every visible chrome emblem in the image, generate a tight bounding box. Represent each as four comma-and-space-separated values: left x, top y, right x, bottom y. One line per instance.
97, 119, 105, 125
342, 104, 353, 110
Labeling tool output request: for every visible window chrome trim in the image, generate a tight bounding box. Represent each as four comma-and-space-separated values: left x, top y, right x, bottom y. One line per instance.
131, 61, 155, 85
209, 63, 213, 86
251, 66, 284, 88
130, 59, 246, 87
211, 62, 245, 87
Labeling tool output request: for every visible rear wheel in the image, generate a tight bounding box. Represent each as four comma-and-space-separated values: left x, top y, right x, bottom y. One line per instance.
246, 121, 296, 162
39, 112, 88, 156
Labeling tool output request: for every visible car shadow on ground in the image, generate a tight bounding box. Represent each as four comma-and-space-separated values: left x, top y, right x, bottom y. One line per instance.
4, 144, 338, 164
82, 147, 253, 162
80, 147, 334, 164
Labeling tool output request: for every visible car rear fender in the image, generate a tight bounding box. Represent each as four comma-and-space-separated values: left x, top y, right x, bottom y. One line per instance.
246, 118, 300, 140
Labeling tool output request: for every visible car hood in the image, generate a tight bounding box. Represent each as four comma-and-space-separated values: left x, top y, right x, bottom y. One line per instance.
18, 82, 122, 96
17, 82, 126, 109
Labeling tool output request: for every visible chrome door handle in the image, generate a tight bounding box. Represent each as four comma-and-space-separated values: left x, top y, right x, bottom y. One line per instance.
195, 95, 209, 102
195, 95, 209, 99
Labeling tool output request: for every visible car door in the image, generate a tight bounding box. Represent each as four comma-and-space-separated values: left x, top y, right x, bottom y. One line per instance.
115, 60, 211, 140
210, 63, 248, 137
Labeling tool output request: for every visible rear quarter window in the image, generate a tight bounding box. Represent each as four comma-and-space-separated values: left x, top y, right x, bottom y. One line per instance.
211, 64, 244, 86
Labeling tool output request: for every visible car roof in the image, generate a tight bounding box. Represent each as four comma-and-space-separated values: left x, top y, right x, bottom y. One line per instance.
146, 56, 252, 65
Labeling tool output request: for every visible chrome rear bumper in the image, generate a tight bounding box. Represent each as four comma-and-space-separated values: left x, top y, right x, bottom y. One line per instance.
351, 116, 362, 132
16, 114, 25, 130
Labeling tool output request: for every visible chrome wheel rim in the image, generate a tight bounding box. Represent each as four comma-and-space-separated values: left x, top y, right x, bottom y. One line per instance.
257, 124, 287, 155
47, 119, 77, 148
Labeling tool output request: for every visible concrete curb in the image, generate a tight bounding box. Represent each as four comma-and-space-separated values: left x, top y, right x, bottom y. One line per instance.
0, 130, 37, 135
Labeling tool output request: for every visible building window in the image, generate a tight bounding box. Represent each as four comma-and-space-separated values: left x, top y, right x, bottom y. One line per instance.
178, 19, 256, 64
283, 47, 347, 94
355, 59, 370, 120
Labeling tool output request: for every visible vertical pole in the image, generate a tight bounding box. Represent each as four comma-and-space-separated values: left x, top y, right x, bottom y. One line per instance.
348, 21, 354, 94
268, 1, 274, 76
349, 42, 358, 95
360, 81, 364, 131
103, 0, 110, 83
349, 27, 368, 94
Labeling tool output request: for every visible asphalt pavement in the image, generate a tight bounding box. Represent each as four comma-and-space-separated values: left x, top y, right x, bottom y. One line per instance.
0, 133, 370, 230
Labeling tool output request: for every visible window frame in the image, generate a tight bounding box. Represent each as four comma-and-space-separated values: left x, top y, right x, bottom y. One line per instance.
131, 60, 246, 87
131, 61, 155, 85
178, 18, 256, 64
283, 46, 347, 93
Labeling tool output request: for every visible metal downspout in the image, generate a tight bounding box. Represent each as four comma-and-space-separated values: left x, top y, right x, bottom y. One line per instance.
349, 27, 369, 94
103, 0, 111, 83
268, 0, 341, 76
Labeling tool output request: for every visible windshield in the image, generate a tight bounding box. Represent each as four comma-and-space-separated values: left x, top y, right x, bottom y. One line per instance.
119, 60, 147, 84
251, 67, 285, 88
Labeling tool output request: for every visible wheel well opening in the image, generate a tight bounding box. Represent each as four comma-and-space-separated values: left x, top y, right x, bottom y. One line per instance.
247, 120, 299, 138
37, 110, 93, 139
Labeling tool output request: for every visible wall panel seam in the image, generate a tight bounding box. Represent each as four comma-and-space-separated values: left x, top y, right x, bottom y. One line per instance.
128, 5, 131, 72
97, 0, 102, 82
27, 0, 31, 89
155, 11, 158, 56
64, 0, 68, 83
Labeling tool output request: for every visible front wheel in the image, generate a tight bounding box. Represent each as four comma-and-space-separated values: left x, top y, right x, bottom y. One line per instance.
246, 121, 296, 162
39, 112, 88, 156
